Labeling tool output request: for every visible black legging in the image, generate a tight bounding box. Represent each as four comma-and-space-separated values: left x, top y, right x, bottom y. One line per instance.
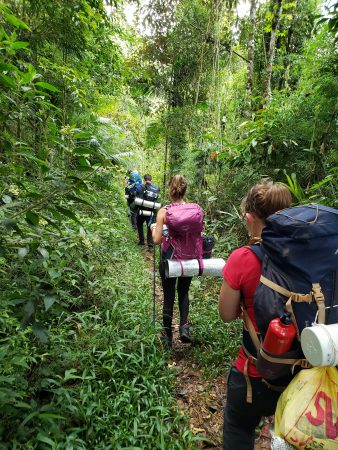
160, 267, 192, 339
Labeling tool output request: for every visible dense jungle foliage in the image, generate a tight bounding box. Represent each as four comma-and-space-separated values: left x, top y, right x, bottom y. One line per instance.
0, 0, 337, 448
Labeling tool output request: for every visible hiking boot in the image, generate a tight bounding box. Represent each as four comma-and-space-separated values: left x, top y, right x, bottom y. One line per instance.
147, 244, 154, 250
179, 324, 192, 343
160, 333, 172, 350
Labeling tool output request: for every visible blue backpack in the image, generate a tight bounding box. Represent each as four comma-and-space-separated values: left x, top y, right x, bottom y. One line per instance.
126, 173, 142, 198
243, 204, 338, 380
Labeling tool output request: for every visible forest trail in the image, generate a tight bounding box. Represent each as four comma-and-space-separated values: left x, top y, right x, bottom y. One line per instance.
143, 250, 273, 450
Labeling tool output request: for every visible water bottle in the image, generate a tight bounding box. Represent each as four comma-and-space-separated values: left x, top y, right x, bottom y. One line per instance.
162, 225, 169, 237
263, 313, 297, 354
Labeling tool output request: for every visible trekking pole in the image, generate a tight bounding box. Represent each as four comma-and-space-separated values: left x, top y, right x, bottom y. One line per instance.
153, 242, 156, 326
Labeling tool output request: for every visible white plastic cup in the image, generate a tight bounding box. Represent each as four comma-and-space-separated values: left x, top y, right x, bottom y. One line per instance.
301, 323, 338, 366
134, 197, 161, 210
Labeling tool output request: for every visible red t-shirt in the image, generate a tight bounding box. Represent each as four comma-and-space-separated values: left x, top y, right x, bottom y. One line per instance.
222, 247, 262, 377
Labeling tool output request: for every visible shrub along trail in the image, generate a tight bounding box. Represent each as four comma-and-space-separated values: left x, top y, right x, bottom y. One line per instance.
143, 248, 273, 450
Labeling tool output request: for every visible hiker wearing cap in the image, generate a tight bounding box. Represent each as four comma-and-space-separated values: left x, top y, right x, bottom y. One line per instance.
136, 174, 160, 249
218, 180, 292, 450
151, 175, 204, 349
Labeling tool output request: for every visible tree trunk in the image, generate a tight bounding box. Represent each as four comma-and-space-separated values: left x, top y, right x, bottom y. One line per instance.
264, 0, 283, 102
246, 0, 257, 100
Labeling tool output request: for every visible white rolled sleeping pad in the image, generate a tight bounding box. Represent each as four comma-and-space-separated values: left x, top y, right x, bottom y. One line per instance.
138, 210, 152, 217
301, 323, 338, 366
134, 197, 161, 210
165, 258, 225, 278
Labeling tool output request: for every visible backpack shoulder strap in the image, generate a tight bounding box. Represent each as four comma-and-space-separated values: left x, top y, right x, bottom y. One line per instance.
247, 242, 264, 261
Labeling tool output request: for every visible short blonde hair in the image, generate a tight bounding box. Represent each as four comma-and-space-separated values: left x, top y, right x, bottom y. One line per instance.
243, 179, 292, 221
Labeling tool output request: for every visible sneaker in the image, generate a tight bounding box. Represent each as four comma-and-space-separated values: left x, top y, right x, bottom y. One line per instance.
179, 324, 192, 343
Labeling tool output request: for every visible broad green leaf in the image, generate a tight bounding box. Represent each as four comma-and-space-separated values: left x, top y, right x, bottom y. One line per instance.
18, 247, 28, 258
38, 247, 49, 259
0, 74, 16, 89
0, 61, 17, 71
55, 206, 82, 225
38, 413, 65, 420
17, 152, 49, 170
32, 322, 48, 343
43, 295, 56, 311
23, 301, 35, 317
35, 81, 59, 92
4, 13, 31, 30
21, 65, 37, 84
39, 214, 62, 232
36, 433, 55, 447
2, 219, 22, 234
26, 211, 39, 226
73, 131, 92, 139
77, 156, 92, 169
48, 268, 61, 279
64, 369, 83, 381
2, 194, 12, 204
68, 195, 96, 211
12, 41, 29, 50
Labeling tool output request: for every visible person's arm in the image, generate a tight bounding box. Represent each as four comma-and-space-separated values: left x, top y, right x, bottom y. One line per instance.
218, 280, 241, 323
150, 207, 166, 244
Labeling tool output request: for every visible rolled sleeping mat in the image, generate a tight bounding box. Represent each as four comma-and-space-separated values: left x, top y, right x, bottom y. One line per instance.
134, 197, 161, 210
138, 209, 152, 217
301, 323, 338, 367
165, 258, 225, 278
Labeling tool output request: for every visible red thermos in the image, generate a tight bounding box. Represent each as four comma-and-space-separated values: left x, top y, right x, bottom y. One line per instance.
262, 313, 297, 354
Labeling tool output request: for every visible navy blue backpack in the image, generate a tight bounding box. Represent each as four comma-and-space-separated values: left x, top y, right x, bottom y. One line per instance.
243, 204, 338, 381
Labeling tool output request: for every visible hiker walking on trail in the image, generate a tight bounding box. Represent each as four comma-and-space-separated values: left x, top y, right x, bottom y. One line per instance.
218, 180, 292, 450
151, 175, 204, 349
137, 174, 160, 250
125, 169, 142, 230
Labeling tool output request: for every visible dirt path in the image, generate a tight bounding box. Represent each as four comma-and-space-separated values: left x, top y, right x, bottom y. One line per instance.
144, 250, 272, 449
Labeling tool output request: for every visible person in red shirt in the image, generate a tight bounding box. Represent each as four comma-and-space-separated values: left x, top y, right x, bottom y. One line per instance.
219, 179, 292, 450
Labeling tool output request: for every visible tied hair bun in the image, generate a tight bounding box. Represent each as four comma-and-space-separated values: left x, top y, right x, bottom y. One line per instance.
169, 175, 187, 201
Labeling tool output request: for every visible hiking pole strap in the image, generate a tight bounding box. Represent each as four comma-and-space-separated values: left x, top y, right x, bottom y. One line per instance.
242, 306, 261, 351
153, 244, 156, 326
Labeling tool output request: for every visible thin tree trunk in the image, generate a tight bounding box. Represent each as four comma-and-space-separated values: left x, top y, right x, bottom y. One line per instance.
162, 124, 169, 198
264, 0, 283, 102
247, 0, 257, 100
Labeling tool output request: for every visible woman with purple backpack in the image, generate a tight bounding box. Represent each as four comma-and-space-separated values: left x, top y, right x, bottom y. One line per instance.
151, 175, 204, 349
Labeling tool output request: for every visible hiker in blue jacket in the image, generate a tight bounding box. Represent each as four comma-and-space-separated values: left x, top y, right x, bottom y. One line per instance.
125, 170, 142, 229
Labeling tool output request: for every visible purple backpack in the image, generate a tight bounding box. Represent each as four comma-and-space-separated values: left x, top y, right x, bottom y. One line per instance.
163, 203, 204, 260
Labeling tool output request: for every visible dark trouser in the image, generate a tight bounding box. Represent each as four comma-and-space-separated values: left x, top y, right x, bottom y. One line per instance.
130, 210, 138, 229
127, 198, 137, 230
223, 366, 281, 450
137, 214, 153, 245
160, 268, 192, 338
